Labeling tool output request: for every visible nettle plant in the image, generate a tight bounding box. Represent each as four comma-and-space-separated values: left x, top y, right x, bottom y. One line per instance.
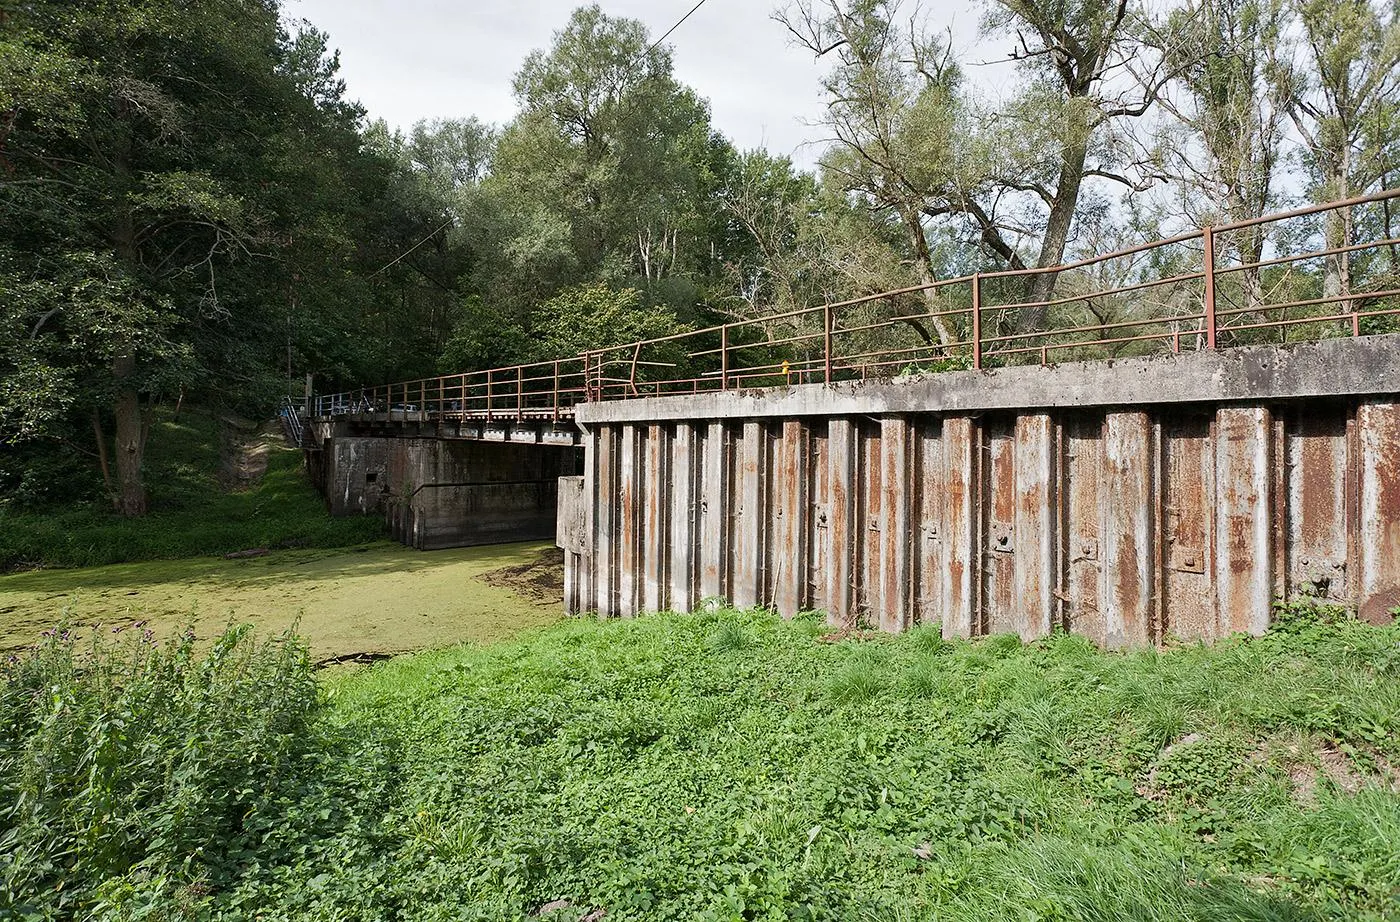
0, 623, 318, 918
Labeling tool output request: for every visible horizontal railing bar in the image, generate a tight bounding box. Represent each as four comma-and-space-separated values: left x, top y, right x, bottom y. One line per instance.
979, 269, 1205, 313
979, 311, 1208, 347
1215, 235, 1400, 276
1213, 288, 1400, 321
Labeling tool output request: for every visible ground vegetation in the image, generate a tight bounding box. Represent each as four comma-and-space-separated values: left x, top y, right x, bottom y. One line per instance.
2, 606, 1397, 920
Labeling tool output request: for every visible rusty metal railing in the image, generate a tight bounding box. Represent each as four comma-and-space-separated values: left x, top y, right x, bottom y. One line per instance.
315, 189, 1400, 421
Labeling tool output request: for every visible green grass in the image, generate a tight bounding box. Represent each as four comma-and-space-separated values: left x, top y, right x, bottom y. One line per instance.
5, 606, 1398, 920
0, 409, 384, 570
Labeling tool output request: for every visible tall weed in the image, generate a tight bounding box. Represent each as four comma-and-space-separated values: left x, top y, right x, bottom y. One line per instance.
0, 624, 318, 918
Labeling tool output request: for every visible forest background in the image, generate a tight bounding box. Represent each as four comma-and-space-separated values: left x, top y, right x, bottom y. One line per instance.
2, 0, 1398, 516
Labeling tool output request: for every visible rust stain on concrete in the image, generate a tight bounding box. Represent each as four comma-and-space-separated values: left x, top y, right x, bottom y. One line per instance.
563, 374, 1400, 644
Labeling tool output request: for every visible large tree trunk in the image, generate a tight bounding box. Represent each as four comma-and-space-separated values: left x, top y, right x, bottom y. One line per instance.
900, 208, 954, 346
1322, 156, 1353, 316
1323, 198, 1353, 317
111, 353, 147, 516
108, 139, 150, 516
1023, 140, 1090, 330
91, 409, 114, 500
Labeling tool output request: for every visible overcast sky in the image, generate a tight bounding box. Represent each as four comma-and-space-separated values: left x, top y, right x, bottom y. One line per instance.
286, 0, 992, 170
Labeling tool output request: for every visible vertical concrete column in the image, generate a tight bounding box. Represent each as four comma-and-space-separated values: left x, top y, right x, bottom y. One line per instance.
699, 421, 728, 602
880, 418, 913, 632
732, 421, 765, 609
642, 424, 668, 614
594, 425, 618, 618
617, 424, 642, 618
574, 428, 596, 615
915, 425, 943, 627
1215, 406, 1273, 636
1358, 401, 1400, 625
826, 418, 858, 627
1014, 414, 1056, 640
773, 421, 808, 618
668, 423, 697, 613
940, 417, 977, 639
1102, 411, 1154, 649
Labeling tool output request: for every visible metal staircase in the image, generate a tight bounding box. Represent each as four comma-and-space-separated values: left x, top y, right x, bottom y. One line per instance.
278, 396, 308, 448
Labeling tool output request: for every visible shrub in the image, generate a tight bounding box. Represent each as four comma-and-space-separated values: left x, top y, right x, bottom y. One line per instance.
0, 623, 319, 918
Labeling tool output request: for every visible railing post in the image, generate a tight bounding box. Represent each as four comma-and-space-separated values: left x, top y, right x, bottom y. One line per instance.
971, 273, 983, 370
823, 302, 833, 384
721, 324, 730, 390
486, 369, 493, 422
516, 365, 524, 420
1203, 225, 1217, 350
552, 360, 560, 420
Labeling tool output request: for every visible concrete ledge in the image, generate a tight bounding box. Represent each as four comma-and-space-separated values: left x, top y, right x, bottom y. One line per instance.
575, 334, 1400, 424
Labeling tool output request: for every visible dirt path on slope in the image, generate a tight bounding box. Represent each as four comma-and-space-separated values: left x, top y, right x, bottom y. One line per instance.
218, 416, 277, 491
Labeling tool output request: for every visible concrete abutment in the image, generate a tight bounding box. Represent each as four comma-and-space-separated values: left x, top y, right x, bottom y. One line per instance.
308, 422, 582, 549
559, 336, 1400, 646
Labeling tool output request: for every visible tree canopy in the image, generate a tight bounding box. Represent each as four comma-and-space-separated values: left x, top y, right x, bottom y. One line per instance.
2, 0, 1399, 514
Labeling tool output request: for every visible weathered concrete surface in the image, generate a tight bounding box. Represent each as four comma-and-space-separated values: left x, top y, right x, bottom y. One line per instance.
316, 433, 581, 549
561, 337, 1400, 645
575, 334, 1400, 424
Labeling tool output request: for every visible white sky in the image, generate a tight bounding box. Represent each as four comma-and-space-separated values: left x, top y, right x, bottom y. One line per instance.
286, 0, 994, 170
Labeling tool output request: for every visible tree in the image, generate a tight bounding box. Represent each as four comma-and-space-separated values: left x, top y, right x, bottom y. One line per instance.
1276, 0, 1400, 304
529, 283, 685, 358
0, 0, 390, 514
778, 0, 999, 345
1147, 0, 1290, 314
487, 5, 734, 313
778, 0, 1173, 336
352, 117, 496, 376
981, 0, 1175, 316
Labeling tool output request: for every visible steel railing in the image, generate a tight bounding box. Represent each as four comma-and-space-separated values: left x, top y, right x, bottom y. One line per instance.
279, 395, 306, 446
313, 189, 1400, 422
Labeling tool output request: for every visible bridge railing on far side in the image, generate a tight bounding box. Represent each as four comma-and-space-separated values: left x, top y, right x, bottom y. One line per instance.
314, 188, 1400, 421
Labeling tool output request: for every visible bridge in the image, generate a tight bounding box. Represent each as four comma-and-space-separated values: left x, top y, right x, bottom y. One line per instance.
303, 190, 1400, 647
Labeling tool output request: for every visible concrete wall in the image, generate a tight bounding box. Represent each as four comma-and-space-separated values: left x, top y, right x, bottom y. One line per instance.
317, 432, 581, 549
559, 336, 1400, 645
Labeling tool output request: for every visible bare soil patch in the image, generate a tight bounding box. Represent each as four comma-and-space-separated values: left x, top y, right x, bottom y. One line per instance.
483, 545, 565, 604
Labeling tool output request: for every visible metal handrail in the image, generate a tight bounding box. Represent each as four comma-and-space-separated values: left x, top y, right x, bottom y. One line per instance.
279, 396, 305, 446
311, 189, 1400, 422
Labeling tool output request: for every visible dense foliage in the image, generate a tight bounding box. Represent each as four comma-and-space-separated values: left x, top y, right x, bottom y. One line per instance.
0, 0, 404, 513
0, 408, 383, 570
0, 624, 319, 920
4, 608, 1396, 920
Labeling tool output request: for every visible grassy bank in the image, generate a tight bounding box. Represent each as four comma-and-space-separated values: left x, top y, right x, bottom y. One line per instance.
0, 409, 384, 571
6, 606, 1397, 921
